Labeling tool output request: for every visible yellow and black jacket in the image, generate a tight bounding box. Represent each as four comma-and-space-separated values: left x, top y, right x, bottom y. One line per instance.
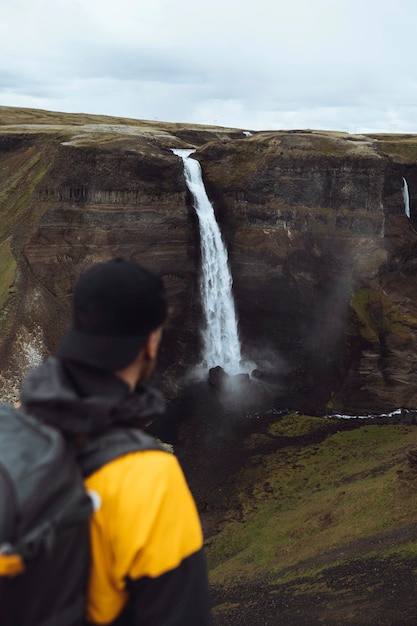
21, 357, 212, 626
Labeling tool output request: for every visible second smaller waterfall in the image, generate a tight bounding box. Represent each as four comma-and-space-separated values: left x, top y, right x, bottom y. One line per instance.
173, 148, 243, 376
403, 177, 410, 219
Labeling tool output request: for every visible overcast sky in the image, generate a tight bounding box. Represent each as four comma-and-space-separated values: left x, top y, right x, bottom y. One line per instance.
1, 0, 416, 133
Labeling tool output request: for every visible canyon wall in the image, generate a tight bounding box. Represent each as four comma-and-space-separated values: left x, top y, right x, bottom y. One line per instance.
1, 107, 417, 412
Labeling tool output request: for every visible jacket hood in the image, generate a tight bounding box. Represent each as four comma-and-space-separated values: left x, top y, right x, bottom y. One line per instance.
20, 357, 165, 437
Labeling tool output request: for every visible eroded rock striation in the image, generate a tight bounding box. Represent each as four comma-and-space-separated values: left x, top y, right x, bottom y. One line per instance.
1, 106, 417, 412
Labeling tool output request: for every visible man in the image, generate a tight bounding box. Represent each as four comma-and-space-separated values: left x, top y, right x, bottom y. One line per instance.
20, 257, 212, 626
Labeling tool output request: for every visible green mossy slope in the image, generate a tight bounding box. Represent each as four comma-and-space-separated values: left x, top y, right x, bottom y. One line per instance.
206, 415, 417, 623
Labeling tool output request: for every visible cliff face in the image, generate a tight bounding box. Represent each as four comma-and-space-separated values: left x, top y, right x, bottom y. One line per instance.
196, 132, 417, 411
1, 107, 417, 412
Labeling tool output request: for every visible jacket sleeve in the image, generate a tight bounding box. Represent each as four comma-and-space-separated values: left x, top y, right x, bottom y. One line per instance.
84, 450, 212, 626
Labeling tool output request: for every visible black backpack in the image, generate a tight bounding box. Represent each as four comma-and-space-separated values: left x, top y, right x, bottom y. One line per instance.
0, 404, 161, 626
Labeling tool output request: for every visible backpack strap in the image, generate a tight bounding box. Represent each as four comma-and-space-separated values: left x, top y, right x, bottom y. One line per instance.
77, 427, 164, 478
1, 428, 162, 573
0, 488, 93, 577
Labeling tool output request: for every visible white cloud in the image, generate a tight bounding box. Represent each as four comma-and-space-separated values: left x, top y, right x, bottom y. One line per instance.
1, 0, 417, 132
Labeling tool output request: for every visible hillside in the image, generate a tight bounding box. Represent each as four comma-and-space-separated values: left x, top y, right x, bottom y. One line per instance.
175, 409, 417, 625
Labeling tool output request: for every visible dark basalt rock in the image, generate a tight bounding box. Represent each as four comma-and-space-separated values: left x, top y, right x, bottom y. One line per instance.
208, 366, 228, 389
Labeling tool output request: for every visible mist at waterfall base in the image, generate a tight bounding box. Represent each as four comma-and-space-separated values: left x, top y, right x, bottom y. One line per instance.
172, 149, 256, 387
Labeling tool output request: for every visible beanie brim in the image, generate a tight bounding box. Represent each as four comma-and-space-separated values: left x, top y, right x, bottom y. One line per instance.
55, 328, 148, 371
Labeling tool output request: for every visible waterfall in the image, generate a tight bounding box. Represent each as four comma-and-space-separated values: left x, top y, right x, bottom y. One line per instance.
403, 177, 410, 219
172, 148, 243, 376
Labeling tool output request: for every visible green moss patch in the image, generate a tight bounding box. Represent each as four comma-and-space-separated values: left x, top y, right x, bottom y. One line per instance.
268, 414, 335, 438
350, 286, 415, 345
349, 287, 380, 343
0, 238, 16, 311
374, 138, 417, 163
0, 149, 48, 240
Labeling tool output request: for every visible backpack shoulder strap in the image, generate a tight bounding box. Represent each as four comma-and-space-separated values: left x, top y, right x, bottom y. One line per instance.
77, 427, 165, 478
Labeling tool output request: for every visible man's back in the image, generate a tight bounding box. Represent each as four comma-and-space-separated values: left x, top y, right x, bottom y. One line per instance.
21, 356, 212, 625
85, 450, 209, 624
